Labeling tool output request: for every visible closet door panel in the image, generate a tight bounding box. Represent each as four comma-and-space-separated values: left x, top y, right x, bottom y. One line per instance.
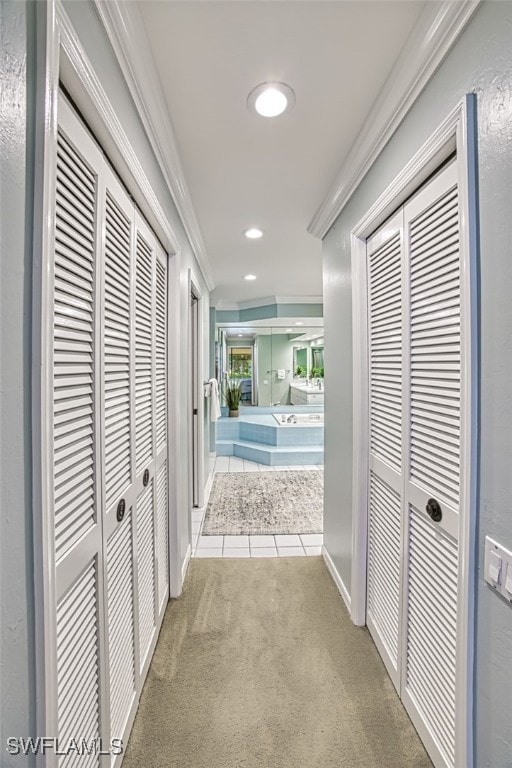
135, 231, 155, 476
56, 560, 101, 768
402, 162, 461, 768
51, 94, 170, 768
54, 127, 97, 562
366, 212, 404, 688
103, 187, 133, 511
53, 97, 106, 766
136, 480, 156, 671
155, 248, 169, 615
156, 460, 169, 614
106, 509, 136, 743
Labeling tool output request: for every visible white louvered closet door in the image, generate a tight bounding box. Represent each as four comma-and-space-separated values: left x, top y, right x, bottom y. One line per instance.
366, 212, 405, 690
401, 161, 462, 768
100, 166, 138, 758
133, 214, 169, 678
49, 95, 170, 768
52, 97, 105, 768
365, 161, 464, 768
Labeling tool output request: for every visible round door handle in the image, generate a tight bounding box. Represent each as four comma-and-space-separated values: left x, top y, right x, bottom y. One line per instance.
426, 498, 442, 523
117, 498, 126, 522
143, 468, 150, 487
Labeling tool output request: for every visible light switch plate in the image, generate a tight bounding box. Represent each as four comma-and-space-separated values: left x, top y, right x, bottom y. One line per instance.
485, 536, 512, 604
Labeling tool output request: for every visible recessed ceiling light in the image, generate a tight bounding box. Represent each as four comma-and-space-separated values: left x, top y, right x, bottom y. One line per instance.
244, 274, 257, 281
244, 227, 264, 240
285, 328, 292, 332
294, 321, 303, 326
238, 334, 243, 337
247, 82, 295, 118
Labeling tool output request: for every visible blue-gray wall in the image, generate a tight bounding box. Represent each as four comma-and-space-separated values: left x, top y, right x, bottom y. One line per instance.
322, 2, 512, 764
0, 1, 36, 761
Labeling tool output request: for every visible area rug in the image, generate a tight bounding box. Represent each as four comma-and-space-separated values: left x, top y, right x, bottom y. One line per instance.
202, 470, 323, 535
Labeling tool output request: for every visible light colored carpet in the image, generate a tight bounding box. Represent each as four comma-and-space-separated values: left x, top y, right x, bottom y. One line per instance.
202, 471, 323, 535
122, 558, 432, 768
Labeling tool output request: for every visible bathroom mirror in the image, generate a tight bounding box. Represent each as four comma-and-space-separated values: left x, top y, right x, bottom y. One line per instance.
293, 347, 308, 377
311, 346, 324, 376
216, 319, 324, 407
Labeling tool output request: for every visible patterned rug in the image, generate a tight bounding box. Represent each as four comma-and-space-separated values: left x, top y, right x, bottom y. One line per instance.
202, 471, 323, 535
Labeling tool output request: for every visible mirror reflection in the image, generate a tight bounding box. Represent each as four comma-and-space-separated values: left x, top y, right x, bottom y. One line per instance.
216, 320, 324, 408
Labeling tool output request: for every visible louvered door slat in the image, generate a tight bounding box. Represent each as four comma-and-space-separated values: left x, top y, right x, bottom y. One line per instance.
155, 259, 167, 453
137, 481, 156, 668
406, 506, 458, 766
135, 233, 154, 473
56, 562, 100, 768
369, 231, 402, 472
104, 192, 132, 509
409, 183, 460, 508
54, 128, 96, 562
156, 461, 169, 611
367, 472, 402, 667
107, 511, 136, 742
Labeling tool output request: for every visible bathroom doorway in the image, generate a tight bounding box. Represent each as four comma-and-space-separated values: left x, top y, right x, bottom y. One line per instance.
227, 345, 254, 404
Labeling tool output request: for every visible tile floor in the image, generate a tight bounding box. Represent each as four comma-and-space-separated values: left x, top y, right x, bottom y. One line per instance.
191, 457, 324, 558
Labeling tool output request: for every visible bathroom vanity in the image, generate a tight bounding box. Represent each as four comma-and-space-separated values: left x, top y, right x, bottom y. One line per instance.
289, 382, 324, 405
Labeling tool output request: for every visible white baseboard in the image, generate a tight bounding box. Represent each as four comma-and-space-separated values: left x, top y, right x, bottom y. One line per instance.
322, 545, 352, 614
203, 466, 215, 505
181, 544, 192, 588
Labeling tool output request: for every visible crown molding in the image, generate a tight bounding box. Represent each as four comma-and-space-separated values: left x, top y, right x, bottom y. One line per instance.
214, 295, 323, 311
57, 1, 181, 258
308, 0, 481, 239
93, 0, 215, 290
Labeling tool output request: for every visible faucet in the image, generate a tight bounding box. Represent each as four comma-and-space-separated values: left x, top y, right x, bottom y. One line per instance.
317, 379, 322, 390
287, 414, 296, 423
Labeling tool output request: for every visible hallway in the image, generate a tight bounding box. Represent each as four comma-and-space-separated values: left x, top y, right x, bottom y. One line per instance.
122, 558, 431, 768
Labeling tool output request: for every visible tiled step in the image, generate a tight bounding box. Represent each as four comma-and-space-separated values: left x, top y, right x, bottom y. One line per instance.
232, 439, 323, 466
216, 418, 323, 447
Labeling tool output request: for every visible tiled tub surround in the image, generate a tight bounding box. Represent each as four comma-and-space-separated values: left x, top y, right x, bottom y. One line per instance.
192, 457, 324, 558
216, 413, 324, 465
273, 413, 324, 425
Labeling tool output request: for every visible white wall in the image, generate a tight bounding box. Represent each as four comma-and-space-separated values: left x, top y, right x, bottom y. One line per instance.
322, 2, 512, 763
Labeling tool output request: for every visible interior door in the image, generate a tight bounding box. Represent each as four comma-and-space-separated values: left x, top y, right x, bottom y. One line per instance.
190, 291, 200, 507
52, 97, 106, 768
50, 95, 170, 766
366, 211, 405, 691
401, 161, 462, 768
365, 161, 464, 768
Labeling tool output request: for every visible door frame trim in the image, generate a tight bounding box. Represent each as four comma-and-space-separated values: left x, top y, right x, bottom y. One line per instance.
188, 270, 205, 511
350, 94, 478, 767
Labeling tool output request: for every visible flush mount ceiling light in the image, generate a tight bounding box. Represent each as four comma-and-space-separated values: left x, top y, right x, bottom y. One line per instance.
244, 274, 257, 281
244, 227, 264, 240
247, 82, 295, 118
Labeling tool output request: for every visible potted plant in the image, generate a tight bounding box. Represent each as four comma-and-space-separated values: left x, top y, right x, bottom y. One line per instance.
225, 379, 242, 417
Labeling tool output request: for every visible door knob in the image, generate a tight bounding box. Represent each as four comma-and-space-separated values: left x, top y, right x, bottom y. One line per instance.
426, 498, 442, 523
143, 468, 150, 487
117, 499, 126, 522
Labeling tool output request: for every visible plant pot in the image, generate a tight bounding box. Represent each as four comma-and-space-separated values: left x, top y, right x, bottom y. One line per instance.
229, 409, 239, 418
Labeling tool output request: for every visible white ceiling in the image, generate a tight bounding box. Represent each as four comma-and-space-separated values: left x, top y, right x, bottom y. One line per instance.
139, 1, 426, 306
